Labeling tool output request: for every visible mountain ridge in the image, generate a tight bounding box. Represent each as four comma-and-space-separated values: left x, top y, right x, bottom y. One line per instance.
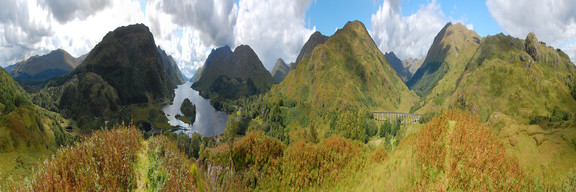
10, 49, 83, 81
384, 51, 412, 83
272, 20, 417, 112
271, 58, 290, 83
192, 44, 274, 100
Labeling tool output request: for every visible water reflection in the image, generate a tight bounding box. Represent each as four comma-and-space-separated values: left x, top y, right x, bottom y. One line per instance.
161, 82, 228, 137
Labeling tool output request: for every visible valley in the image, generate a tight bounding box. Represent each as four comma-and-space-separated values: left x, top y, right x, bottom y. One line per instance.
0, 1, 576, 191
162, 82, 228, 137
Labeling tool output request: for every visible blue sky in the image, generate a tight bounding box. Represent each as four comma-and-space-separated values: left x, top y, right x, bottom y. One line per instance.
307, 0, 501, 38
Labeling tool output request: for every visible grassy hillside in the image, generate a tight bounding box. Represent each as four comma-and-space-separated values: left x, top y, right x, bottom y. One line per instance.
293, 31, 330, 70
0, 68, 74, 182
407, 22, 481, 97
274, 21, 417, 113
206, 20, 418, 148
448, 33, 576, 122
403, 23, 576, 189
410, 23, 576, 124
192, 45, 275, 101
10, 49, 78, 81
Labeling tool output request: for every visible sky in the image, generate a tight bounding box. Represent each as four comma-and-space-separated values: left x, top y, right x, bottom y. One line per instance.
0, 0, 575, 78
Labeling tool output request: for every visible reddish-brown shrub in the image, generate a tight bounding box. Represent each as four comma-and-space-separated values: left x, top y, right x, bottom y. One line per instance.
281, 136, 366, 188
371, 148, 388, 163
31, 124, 142, 191
233, 130, 286, 171
416, 110, 524, 191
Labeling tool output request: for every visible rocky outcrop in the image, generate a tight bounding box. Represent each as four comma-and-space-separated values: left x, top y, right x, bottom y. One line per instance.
525, 32, 540, 62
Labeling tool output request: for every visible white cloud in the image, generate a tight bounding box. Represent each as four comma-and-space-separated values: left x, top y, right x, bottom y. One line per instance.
0, 0, 211, 77
0, 0, 54, 65
235, 0, 314, 70
157, 0, 238, 48
0, 0, 316, 75
38, 0, 113, 23
370, 0, 446, 60
44, 0, 146, 57
486, 0, 576, 62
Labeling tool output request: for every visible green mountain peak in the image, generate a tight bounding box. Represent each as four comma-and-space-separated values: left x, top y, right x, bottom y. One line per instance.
273, 20, 417, 112
407, 22, 481, 97
10, 49, 79, 81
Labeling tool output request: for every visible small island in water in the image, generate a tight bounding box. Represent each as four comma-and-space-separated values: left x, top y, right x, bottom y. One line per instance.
176, 98, 196, 125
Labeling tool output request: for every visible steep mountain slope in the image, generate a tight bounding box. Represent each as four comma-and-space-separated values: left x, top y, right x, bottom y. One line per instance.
10, 49, 79, 81
64, 24, 175, 105
45, 24, 182, 129
292, 31, 329, 70
402, 56, 425, 76
407, 23, 481, 97
189, 65, 203, 83
0, 67, 72, 178
384, 52, 412, 83
157, 46, 186, 86
74, 54, 87, 67
189, 46, 233, 84
407, 30, 576, 187
447, 32, 576, 122
273, 21, 417, 112
192, 45, 275, 100
271, 58, 290, 82
3, 64, 17, 71
409, 22, 576, 123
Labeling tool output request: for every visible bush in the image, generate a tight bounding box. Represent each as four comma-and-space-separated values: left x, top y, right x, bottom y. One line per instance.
280, 136, 367, 189
365, 118, 378, 138
175, 132, 203, 159
337, 109, 366, 142
379, 120, 391, 138
147, 135, 197, 191
232, 131, 285, 172
29, 124, 142, 191
416, 110, 524, 191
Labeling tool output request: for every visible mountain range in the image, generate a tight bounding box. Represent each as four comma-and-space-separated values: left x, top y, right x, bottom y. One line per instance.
191, 45, 275, 100
1, 19, 576, 191
9, 49, 84, 82
407, 22, 576, 122
43, 24, 185, 128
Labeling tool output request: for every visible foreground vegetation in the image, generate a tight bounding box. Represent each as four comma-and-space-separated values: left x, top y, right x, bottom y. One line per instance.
1, 124, 198, 191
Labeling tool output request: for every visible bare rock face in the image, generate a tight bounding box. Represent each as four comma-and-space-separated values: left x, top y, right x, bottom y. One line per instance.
525, 32, 540, 62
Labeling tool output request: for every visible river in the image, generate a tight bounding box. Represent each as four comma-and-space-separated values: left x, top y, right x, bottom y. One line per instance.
161, 82, 228, 137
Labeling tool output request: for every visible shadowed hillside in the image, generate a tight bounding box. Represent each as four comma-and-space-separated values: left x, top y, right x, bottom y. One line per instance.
42, 24, 184, 129
10, 49, 81, 82
271, 58, 290, 83
192, 45, 275, 100
384, 51, 412, 83
293, 31, 330, 70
